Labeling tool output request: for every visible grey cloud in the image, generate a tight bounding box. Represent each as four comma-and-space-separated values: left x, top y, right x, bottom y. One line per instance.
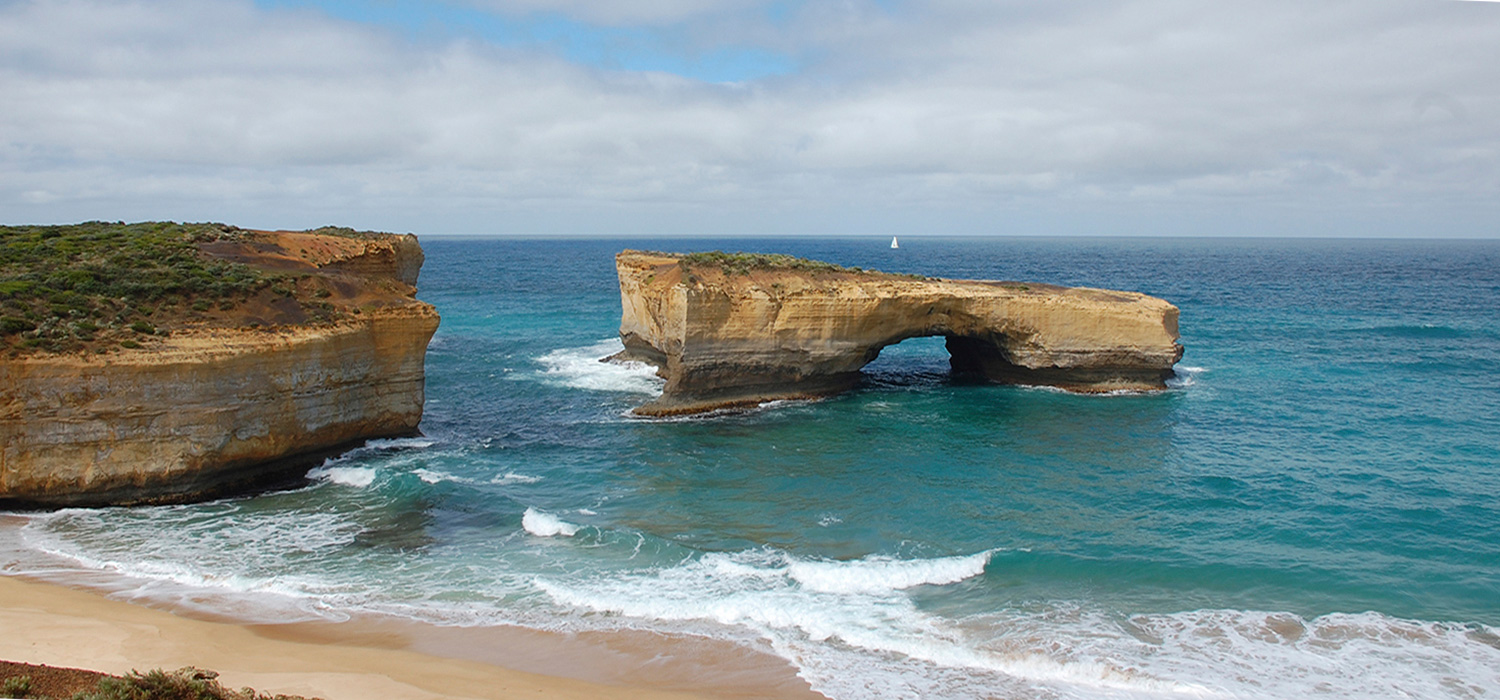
1, 0, 1497, 235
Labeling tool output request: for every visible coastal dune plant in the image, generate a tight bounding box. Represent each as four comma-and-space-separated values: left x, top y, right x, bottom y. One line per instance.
69, 667, 316, 700
2, 675, 32, 698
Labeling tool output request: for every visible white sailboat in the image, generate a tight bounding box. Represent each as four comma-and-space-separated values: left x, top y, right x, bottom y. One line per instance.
890, 236, 899, 249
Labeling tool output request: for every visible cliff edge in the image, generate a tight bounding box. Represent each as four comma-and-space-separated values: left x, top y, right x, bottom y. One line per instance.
0, 223, 440, 507
614, 251, 1183, 416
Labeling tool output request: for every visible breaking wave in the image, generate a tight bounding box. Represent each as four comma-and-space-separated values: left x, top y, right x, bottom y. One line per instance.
533, 339, 663, 394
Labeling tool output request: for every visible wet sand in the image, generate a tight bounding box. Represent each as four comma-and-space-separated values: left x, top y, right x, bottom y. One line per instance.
0, 575, 819, 699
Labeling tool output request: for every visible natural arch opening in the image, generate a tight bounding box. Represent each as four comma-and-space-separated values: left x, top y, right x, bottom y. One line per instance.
859, 335, 952, 387
857, 333, 1026, 388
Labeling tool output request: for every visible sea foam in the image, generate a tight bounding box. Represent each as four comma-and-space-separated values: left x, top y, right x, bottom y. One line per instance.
492, 472, 543, 485
362, 437, 439, 450
522, 508, 581, 537
307, 465, 377, 488
533, 339, 663, 394
533, 547, 1203, 697
536, 545, 1500, 699
786, 550, 992, 594
413, 468, 474, 485
1167, 366, 1208, 389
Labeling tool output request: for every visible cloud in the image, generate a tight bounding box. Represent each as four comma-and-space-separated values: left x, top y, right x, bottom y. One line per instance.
462, 0, 771, 26
1, 0, 1497, 235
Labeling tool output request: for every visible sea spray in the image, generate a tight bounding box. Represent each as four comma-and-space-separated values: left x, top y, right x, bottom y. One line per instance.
307, 465, 378, 488
522, 508, 582, 537
1166, 366, 1207, 389
532, 339, 664, 394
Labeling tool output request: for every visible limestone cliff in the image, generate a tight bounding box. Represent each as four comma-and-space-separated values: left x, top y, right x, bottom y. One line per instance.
614, 251, 1183, 416
0, 228, 439, 507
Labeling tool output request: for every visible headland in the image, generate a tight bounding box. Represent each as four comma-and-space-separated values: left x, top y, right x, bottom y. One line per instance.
0, 223, 440, 507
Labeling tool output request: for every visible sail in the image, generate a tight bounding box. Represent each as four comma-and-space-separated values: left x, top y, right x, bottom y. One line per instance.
890, 236, 899, 249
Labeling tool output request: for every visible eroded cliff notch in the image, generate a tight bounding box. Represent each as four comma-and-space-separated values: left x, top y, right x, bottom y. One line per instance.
612, 250, 1183, 416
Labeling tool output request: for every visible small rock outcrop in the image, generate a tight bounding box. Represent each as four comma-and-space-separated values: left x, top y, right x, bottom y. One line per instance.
0, 226, 439, 507
613, 251, 1183, 416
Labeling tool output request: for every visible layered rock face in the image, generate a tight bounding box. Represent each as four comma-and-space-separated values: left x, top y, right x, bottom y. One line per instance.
0, 231, 439, 507
614, 251, 1183, 416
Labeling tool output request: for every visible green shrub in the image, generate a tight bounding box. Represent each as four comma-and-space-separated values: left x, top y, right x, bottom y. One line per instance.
2, 674, 32, 698
0, 280, 34, 297
1, 316, 35, 334
677, 251, 850, 276
119, 339, 141, 349
69, 666, 315, 700
1, 222, 270, 352
129, 321, 156, 335
673, 251, 927, 280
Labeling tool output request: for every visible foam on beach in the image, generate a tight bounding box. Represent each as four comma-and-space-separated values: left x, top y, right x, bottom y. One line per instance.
533, 547, 1202, 697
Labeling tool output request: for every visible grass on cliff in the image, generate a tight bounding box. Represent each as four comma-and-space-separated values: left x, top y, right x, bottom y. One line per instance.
674, 251, 928, 280
0, 221, 267, 355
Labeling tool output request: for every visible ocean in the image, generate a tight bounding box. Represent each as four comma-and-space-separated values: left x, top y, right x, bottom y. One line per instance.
3, 236, 1499, 699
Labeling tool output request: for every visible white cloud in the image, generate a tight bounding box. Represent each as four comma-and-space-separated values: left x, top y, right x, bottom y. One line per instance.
1, 0, 1497, 235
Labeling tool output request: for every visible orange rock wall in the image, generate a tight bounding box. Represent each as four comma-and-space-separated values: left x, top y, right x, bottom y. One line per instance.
0, 308, 439, 505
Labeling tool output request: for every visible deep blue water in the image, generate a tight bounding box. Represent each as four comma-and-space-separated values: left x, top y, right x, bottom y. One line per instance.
5, 237, 1499, 699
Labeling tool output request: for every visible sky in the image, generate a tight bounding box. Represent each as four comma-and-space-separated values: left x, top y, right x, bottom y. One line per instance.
1, 0, 1497, 237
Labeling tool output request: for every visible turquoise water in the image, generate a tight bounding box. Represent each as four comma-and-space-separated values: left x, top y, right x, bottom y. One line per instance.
5, 237, 1500, 698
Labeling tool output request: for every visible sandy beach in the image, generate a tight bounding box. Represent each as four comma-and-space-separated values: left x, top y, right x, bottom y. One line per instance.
0, 574, 742, 700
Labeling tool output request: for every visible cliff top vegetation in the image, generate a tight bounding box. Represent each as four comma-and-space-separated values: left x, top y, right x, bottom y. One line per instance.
665, 250, 928, 280
0, 221, 389, 356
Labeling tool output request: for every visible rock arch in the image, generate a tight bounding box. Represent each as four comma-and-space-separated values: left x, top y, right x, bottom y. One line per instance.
612, 251, 1184, 416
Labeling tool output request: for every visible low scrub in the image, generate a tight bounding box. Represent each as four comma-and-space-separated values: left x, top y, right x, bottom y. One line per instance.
3, 675, 32, 698
71, 667, 315, 700
675, 250, 927, 280
0, 222, 265, 354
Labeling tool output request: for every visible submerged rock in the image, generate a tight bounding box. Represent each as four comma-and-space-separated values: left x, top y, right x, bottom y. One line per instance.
612, 251, 1183, 416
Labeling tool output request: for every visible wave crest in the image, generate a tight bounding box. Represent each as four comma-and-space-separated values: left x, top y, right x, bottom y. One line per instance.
522, 508, 581, 537
787, 551, 992, 595
534, 339, 664, 395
